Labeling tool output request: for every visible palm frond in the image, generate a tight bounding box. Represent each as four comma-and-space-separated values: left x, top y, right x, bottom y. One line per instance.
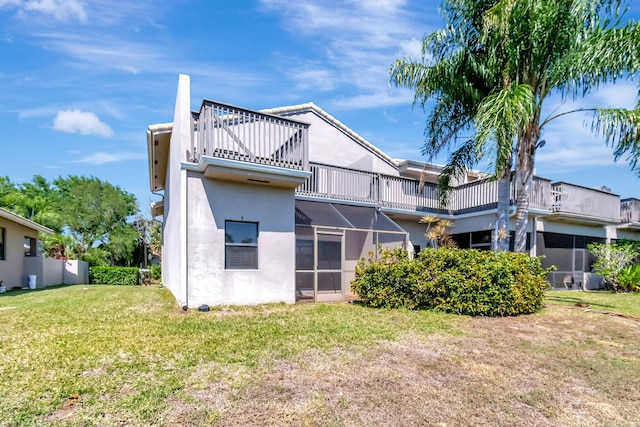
593, 107, 640, 172
550, 21, 640, 97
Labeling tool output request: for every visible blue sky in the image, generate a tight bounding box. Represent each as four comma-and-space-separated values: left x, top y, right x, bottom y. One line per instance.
1, 0, 639, 214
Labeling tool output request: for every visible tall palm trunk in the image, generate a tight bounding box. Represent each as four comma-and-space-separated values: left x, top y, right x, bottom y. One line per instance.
496, 165, 512, 252
514, 123, 540, 253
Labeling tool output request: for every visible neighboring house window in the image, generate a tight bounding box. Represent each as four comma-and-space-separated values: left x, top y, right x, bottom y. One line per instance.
24, 236, 37, 257
225, 221, 258, 269
0, 227, 5, 261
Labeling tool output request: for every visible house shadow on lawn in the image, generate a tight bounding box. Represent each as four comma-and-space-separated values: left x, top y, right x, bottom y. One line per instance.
545, 292, 616, 310
0, 283, 78, 297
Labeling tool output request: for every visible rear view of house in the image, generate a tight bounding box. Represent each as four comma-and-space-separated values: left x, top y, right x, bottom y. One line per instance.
147, 75, 640, 308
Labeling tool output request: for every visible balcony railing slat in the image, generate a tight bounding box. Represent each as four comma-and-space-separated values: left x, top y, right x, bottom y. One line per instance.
620, 198, 640, 223
298, 164, 561, 216
192, 100, 309, 171
551, 182, 620, 220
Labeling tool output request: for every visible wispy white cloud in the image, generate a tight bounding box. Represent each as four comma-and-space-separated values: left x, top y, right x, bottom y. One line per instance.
289, 67, 336, 92
70, 151, 146, 164
119, 65, 139, 75
35, 32, 159, 74
259, 0, 433, 110
0, 0, 87, 22
330, 89, 414, 110
53, 109, 114, 137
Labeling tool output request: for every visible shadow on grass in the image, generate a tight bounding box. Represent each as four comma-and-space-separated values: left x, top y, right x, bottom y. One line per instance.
0, 283, 78, 298
545, 292, 616, 310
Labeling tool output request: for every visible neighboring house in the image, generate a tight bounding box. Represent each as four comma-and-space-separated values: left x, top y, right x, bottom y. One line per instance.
0, 207, 89, 290
147, 75, 640, 308
0, 207, 51, 289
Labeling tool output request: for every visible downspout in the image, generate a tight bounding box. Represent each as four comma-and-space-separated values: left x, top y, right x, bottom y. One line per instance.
180, 167, 189, 309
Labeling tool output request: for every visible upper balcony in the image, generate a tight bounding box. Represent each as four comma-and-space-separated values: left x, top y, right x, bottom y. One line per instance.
189, 100, 311, 188
296, 163, 553, 216
621, 198, 640, 226
550, 182, 621, 224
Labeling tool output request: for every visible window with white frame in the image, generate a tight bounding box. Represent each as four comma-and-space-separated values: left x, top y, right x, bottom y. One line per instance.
225, 221, 258, 269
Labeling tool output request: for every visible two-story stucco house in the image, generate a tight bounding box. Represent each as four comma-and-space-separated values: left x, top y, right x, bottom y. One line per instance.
147, 75, 640, 308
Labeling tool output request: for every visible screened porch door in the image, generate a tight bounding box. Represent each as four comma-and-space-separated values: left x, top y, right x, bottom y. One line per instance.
315, 231, 343, 302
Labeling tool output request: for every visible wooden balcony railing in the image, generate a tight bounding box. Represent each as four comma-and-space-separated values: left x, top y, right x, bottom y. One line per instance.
191, 100, 309, 171
621, 198, 640, 223
551, 182, 621, 221
297, 163, 553, 215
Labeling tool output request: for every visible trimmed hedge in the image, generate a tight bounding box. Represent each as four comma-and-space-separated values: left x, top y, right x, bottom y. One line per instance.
89, 266, 140, 286
352, 247, 550, 316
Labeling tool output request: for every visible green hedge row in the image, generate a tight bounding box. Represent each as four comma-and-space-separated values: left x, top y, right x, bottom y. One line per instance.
351, 247, 550, 316
89, 266, 140, 286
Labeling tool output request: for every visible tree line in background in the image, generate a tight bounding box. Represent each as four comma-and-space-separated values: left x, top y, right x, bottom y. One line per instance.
0, 175, 161, 267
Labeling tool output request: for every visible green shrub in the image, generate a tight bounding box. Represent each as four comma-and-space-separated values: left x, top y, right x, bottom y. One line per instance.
89, 266, 140, 286
349, 248, 428, 310
618, 264, 640, 292
352, 247, 550, 316
588, 242, 639, 291
150, 264, 161, 281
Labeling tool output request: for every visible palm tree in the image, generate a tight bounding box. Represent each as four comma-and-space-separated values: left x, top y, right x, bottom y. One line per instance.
390, 0, 518, 252
393, 0, 640, 252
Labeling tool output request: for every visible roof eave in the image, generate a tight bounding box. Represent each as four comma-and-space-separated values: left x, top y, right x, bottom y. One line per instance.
0, 208, 54, 234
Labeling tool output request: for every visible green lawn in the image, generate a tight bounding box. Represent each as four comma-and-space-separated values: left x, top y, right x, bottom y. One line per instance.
1, 285, 639, 426
546, 290, 640, 317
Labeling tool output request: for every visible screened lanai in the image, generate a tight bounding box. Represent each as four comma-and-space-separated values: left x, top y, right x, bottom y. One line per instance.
295, 200, 408, 302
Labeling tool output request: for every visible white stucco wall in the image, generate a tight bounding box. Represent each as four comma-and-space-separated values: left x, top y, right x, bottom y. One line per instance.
64, 260, 89, 284
22, 257, 89, 288
41, 257, 64, 286
185, 174, 296, 306
536, 220, 608, 239
162, 74, 191, 307
288, 110, 399, 176
614, 228, 640, 241
392, 218, 429, 252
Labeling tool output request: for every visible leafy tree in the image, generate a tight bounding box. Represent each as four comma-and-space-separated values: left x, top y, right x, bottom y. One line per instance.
53, 176, 139, 261
0, 175, 63, 232
1, 174, 141, 265
588, 241, 639, 291
41, 233, 78, 259
392, 0, 640, 252
103, 223, 139, 266
0, 176, 17, 205
149, 220, 162, 257
83, 247, 111, 267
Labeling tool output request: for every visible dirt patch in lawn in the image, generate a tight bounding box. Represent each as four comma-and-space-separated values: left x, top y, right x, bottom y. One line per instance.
163, 306, 640, 427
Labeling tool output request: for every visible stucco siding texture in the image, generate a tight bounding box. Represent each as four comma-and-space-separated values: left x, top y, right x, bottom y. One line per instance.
291, 111, 399, 176
186, 174, 296, 307
0, 219, 37, 289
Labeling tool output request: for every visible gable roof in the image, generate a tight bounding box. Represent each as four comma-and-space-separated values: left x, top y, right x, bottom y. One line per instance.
0, 207, 54, 234
261, 102, 399, 169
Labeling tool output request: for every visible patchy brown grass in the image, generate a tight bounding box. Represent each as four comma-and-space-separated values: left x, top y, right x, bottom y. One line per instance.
3, 286, 640, 426
163, 305, 640, 427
